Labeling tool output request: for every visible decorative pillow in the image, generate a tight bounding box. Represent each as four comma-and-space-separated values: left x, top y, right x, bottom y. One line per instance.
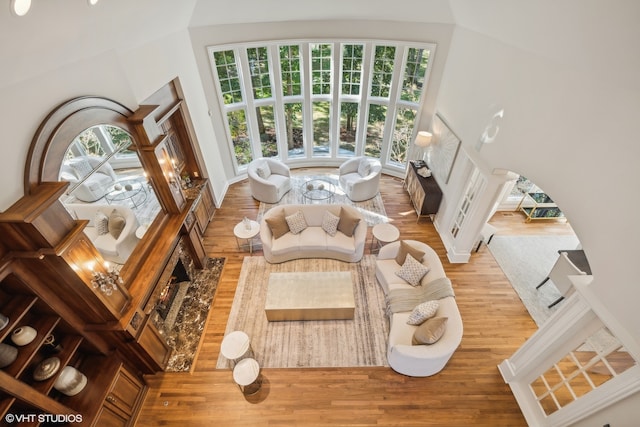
412, 317, 448, 345
395, 254, 430, 286
406, 300, 440, 325
255, 161, 271, 179
321, 211, 340, 237
94, 211, 109, 236
357, 158, 371, 177
395, 240, 426, 265
285, 210, 308, 235
108, 210, 127, 239
265, 212, 290, 239
337, 208, 361, 237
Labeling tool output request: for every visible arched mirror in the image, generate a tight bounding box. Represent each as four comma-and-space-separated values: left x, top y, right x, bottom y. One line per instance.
25, 96, 165, 270
59, 124, 161, 265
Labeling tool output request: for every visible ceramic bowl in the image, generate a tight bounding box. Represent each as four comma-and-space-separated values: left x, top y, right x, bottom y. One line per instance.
33, 357, 61, 381
0, 313, 8, 331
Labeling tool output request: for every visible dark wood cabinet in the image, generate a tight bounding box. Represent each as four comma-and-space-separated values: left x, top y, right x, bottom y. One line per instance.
405, 161, 443, 220
93, 365, 146, 427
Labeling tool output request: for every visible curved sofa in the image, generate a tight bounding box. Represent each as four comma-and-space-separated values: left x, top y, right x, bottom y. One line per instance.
375, 240, 463, 377
260, 204, 366, 263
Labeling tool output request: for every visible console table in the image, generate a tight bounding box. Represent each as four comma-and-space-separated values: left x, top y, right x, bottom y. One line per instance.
404, 161, 443, 221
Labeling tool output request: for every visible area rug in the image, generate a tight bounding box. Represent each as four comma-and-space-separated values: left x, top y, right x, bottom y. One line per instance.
488, 235, 579, 326
257, 173, 388, 226
164, 257, 225, 372
216, 255, 389, 369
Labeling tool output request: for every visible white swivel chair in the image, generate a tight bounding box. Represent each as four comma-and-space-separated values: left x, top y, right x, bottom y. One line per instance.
537, 251, 587, 308
338, 157, 382, 202
247, 158, 292, 203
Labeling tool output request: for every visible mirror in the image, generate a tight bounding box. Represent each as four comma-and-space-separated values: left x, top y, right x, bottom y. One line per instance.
59, 124, 161, 265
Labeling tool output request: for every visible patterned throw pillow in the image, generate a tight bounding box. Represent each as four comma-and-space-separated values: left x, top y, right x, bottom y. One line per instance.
395, 254, 430, 286
357, 158, 371, 177
321, 211, 340, 236
255, 161, 271, 179
285, 210, 308, 235
412, 317, 448, 345
406, 300, 440, 325
94, 211, 109, 236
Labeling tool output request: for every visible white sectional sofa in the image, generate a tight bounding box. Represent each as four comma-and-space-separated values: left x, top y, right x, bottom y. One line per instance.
375, 240, 463, 377
260, 204, 366, 263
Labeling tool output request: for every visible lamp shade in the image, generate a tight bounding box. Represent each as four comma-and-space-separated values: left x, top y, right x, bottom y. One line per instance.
414, 131, 433, 147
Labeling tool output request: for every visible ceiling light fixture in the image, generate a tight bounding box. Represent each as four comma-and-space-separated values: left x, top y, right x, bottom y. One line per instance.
10, 0, 31, 16
87, 0, 99, 5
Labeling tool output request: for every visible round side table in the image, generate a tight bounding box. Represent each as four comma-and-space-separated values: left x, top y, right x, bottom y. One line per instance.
233, 357, 262, 395
371, 223, 400, 253
220, 331, 253, 368
233, 219, 260, 253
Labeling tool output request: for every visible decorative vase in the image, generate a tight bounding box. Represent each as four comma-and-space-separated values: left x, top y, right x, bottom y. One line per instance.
53, 366, 88, 396
0, 343, 18, 368
243, 217, 252, 231
11, 326, 37, 346
0, 313, 8, 331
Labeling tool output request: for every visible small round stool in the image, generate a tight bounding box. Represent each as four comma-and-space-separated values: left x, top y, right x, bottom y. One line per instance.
232, 358, 262, 395
220, 331, 253, 368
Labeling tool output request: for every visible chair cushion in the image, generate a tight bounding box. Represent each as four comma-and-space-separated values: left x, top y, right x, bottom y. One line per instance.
395, 240, 426, 265
285, 210, 308, 235
395, 254, 430, 286
337, 207, 361, 237
357, 158, 371, 177
412, 317, 448, 345
255, 160, 271, 179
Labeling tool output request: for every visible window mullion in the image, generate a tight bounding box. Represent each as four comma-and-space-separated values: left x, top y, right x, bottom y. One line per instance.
330, 42, 341, 158
237, 49, 260, 160
356, 43, 373, 157
379, 45, 406, 166
270, 45, 287, 161
301, 42, 313, 158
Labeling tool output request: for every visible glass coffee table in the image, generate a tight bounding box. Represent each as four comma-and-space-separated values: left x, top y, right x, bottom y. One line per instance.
301, 178, 335, 203
105, 178, 147, 209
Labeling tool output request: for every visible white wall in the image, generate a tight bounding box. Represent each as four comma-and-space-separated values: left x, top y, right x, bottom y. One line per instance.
436, 19, 640, 421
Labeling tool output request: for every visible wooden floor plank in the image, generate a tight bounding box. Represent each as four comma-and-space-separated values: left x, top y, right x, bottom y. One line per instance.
135, 169, 566, 426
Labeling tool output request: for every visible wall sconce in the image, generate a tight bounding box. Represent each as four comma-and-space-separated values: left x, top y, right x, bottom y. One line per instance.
88, 261, 123, 297
413, 131, 433, 162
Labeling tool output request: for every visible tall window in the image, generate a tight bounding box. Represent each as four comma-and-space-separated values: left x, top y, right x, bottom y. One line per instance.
209, 40, 434, 171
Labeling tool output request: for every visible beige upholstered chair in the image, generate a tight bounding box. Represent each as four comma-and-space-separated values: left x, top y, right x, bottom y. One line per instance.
59, 156, 117, 202
247, 158, 292, 203
338, 157, 382, 202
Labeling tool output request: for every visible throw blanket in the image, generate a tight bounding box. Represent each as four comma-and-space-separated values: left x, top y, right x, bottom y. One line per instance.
386, 277, 455, 315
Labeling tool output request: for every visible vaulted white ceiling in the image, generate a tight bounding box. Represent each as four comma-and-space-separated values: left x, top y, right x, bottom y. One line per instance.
1, 0, 638, 91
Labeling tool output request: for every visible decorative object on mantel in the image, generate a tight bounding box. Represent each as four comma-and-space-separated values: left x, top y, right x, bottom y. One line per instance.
11, 326, 37, 346
90, 262, 123, 296
218, 255, 389, 369
163, 257, 225, 372
430, 113, 461, 184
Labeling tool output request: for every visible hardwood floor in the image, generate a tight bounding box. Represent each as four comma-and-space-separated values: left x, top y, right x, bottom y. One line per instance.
135, 170, 561, 426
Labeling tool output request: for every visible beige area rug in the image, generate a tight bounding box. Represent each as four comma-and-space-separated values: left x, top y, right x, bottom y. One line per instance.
257, 173, 389, 226
216, 255, 390, 369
